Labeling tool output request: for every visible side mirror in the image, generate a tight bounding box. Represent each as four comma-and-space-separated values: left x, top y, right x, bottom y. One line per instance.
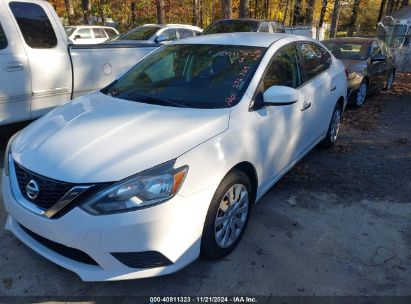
372, 54, 387, 62
263, 86, 299, 106
155, 35, 171, 43
74, 35, 81, 40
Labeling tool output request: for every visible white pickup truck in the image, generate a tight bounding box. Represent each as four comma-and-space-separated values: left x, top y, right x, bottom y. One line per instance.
0, 0, 159, 125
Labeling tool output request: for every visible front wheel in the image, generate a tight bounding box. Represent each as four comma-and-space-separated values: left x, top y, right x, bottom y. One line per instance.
354, 81, 367, 107
321, 104, 342, 148
201, 170, 252, 259
385, 72, 394, 90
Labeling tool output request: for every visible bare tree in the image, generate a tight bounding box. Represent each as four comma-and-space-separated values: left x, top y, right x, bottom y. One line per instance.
65, 0, 74, 24
131, 1, 136, 23
318, 0, 328, 27
329, 0, 341, 38
305, 0, 316, 25
193, 0, 200, 26
378, 0, 387, 22
293, 0, 303, 25
387, 0, 394, 13
156, 0, 165, 24
221, 0, 232, 19
239, 0, 249, 18
82, 0, 92, 24
347, 0, 361, 36
283, 0, 291, 23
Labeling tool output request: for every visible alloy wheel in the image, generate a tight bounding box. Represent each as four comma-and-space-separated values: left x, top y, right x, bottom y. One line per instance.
356, 82, 367, 106
214, 184, 249, 248
330, 108, 341, 143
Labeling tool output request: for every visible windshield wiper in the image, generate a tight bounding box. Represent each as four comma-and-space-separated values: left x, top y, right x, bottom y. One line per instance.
132, 95, 188, 108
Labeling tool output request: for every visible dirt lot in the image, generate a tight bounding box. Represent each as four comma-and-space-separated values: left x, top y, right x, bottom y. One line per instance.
0, 74, 410, 298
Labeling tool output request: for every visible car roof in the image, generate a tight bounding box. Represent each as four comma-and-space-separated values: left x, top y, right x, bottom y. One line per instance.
142, 24, 202, 31
68, 25, 117, 30
172, 32, 302, 47
323, 37, 375, 44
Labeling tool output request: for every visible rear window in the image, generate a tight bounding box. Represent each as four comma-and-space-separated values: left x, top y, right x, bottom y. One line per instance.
9, 2, 57, 49
203, 20, 259, 34
0, 23, 7, 50
104, 28, 117, 37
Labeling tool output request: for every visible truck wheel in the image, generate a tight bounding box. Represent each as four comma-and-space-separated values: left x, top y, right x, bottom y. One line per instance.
201, 170, 252, 259
321, 103, 342, 148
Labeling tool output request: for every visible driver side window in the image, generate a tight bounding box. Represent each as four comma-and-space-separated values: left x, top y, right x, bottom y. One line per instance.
159, 28, 177, 41
263, 44, 302, 90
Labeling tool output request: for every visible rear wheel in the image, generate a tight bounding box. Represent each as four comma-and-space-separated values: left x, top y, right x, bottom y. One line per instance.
201, 170, 252, 259
321, 103, 342, 148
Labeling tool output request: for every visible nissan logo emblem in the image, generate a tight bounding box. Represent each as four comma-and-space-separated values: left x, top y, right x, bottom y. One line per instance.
26, 180, 40, 200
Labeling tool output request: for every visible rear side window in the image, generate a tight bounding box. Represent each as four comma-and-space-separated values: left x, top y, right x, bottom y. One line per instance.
299, 43, 327, 81
77, 28, 92, 38
93, 28, 106, 38
9, 2, 57, 49
0, 23, 7, 50
258, 23, 270, 33
104, 28, 117, 37
178, 28, 194, 39
263, 44, 302, 90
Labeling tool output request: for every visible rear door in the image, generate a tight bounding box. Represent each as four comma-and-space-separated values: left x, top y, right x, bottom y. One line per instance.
7, 0, 72, 119
0, 0, 31, 125
297, 42, 336, 149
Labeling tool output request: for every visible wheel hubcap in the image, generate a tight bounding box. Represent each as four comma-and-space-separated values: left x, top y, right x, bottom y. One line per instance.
357, 83, 367, 106
330, 109, 341, 143
214, 184, 249, 248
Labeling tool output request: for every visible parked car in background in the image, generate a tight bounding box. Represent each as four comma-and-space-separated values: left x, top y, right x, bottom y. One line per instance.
202, 18, 285, 35
3, 33, 346, 281
107, 24, 202, 44
323, 37, 396, 107
65, 25, 119, 44
0, 0, 164, 126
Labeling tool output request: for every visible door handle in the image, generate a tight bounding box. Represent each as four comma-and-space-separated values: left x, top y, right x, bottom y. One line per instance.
331, 85, 337, 91
3, 62, 24, 72
301, 101, 311, 111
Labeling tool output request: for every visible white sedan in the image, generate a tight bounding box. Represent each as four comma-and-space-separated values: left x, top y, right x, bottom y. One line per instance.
2, 33, 347, 281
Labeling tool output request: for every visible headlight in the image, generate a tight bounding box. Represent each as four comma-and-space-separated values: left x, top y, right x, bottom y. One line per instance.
4, 131, 21, 176
81, 160, 188, 215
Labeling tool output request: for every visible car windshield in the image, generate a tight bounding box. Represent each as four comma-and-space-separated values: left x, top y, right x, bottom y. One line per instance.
377, 24, 408, 48
323, 41, 369, 60
117, 26, 160, 41
65, 27, 76, 37
203, 20, 259, 34
102, 44, 266, 109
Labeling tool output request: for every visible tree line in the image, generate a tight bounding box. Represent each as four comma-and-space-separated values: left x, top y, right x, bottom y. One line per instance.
52, 0, 410, 36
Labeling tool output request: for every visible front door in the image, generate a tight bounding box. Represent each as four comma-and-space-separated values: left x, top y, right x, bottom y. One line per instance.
7, 0, 72, 119
254, 43, 306, 184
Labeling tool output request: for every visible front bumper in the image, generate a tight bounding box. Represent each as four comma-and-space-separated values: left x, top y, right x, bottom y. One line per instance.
2, 173, 215, 281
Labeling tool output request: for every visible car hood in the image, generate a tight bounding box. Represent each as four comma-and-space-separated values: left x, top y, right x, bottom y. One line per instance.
11, 92, 230, 183
341, 59, 368, 74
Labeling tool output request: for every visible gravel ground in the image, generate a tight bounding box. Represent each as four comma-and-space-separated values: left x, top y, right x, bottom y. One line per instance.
0, 74, 410, 298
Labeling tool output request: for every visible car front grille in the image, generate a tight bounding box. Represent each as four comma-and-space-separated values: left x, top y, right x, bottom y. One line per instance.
14, 162, 75, 210
13, 161, 110, 218
19, 223, 99, 266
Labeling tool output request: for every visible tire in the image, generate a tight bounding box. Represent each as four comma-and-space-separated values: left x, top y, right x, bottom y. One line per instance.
384, 71, 394, 91
321, 103, 342, 148
353, 80, 367, 107
201, 170, 253, 259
